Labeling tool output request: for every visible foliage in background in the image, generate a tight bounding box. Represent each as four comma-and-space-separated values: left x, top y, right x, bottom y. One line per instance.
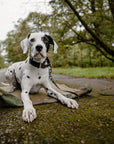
50, 0, 114, 62
0, 0, 114, 68
0, 55, 4, 69
63, 0, 114, 61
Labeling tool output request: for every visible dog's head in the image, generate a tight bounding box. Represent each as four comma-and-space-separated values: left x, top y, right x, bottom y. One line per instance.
20, 32, 58, 62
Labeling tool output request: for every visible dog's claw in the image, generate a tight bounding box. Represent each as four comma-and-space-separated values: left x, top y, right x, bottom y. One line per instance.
22, 107, 37, 122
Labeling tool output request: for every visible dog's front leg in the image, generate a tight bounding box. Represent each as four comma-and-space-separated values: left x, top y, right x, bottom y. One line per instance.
21, 79, 37, 122
44, 82, 79, 109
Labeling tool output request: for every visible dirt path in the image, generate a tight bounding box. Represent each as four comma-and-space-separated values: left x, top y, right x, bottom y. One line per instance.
52, 74, 114, 95
0, 69, 114, 95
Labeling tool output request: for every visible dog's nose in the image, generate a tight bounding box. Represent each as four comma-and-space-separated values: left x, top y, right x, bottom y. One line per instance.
36, 45, 43, 52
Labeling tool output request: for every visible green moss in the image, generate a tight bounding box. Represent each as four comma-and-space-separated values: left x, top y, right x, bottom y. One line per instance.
0, 93, 113, 144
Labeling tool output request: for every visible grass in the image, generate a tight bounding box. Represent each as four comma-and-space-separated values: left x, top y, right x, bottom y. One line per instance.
0, 93, 113, 144
52, 67, 114, 78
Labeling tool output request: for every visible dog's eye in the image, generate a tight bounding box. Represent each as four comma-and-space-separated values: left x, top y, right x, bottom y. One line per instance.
41, 37, 48, 43
30, 38, 35, 42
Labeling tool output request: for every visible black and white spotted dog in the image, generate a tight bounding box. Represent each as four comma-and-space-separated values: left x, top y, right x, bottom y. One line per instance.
5, 32, 78, 122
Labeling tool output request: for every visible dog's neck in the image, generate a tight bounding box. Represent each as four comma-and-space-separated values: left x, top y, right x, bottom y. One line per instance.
29, 57, 51, 68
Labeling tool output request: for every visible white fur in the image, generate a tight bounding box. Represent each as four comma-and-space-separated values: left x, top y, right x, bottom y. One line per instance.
5, 32, 78, 123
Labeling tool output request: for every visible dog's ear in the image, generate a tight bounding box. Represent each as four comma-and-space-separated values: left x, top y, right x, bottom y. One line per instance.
20, 34, 30, 54
45, 35, 58, 53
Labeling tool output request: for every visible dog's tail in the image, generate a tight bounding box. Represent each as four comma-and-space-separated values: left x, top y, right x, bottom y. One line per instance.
0, 82, 9, 86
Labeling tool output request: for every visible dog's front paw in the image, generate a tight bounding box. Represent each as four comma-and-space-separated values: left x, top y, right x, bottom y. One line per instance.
61, 98, 79, 109
22, 107, 37, 122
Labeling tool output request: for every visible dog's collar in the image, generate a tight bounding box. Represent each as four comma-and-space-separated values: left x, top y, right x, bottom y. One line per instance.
29, 57, 51, 68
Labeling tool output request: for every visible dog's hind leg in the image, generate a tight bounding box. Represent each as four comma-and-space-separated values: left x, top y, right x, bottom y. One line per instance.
5, 68, 17, 92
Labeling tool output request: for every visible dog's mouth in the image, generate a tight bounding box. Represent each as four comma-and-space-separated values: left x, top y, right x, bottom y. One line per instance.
34, 52, 45, 59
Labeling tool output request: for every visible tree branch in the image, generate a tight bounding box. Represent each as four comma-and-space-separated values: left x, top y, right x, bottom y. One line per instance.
108, 0, 114, 19
63, 20, 94, 43
63, 18, 114, 61
86, 42, 114, 62
64, 0, 114, 58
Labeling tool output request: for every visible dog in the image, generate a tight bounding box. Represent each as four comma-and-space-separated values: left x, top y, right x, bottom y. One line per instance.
5, 32, 79, 122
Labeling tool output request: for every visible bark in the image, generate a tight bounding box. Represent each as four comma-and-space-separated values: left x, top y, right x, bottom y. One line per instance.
108, 0, 114, 19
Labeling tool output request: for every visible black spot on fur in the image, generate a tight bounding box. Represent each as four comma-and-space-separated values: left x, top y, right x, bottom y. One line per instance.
25, 91, 28, 93
45, 35, 54, 52
41, 35, 54, 52
27, 75, 30, 78
10, 70, 12, 73
25, 60, 28, 63
38, 76, 41, 79
46, 88, 48, 91
28, 34, 31, 39
19, 67, 21, 70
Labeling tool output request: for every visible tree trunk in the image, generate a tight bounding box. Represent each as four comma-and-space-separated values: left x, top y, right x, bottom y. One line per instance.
108, 0, 114, 19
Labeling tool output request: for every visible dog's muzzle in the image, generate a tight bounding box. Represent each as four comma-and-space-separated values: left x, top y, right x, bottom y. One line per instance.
36, 45, 43, 52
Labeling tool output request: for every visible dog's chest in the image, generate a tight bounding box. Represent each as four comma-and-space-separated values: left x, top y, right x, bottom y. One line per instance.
31, 68, 49, 84
15, 61, 49, 86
